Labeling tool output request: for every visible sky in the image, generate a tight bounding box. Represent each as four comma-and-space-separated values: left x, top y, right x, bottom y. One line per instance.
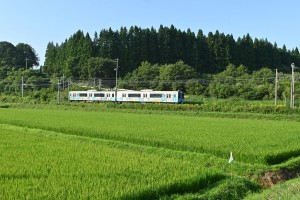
1, 0, 300, 67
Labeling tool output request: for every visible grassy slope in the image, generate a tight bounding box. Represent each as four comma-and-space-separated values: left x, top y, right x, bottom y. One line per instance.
244, 177, 300, 200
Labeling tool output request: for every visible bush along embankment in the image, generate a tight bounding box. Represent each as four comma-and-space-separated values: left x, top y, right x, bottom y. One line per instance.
85, 101, 299, 114
87, 101, 300, 118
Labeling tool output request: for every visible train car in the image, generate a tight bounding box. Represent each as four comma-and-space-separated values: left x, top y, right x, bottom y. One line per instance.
69, 90, 115, 102
117, 90, 184, 103
69, 89, 184, 103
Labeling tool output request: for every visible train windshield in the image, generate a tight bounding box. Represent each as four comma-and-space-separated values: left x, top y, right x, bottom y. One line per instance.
179, 92, 184, 100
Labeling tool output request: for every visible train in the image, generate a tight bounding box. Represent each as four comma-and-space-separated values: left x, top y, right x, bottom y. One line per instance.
69, 89, 184, 103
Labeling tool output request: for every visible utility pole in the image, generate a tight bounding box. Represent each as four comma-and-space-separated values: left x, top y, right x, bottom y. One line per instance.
114, 58, 119, 103
68, 78, 70, 102
21, 76, 24, 97
62, 74, 65, 91
25, 58, 29, 70
99, 78, 102, 90
290, 63, 295, 108
57, 77, 61, 103
275, 69, 278, 106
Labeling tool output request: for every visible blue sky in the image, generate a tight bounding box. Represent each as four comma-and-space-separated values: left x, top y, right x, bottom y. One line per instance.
1, 0, 300, 67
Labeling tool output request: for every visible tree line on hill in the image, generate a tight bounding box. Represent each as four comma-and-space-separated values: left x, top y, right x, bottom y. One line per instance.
44, 25, 300, 79
0, 25, 299, 102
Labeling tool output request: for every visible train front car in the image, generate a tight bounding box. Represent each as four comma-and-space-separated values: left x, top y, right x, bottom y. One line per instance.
169, 91, 184, 103
142, 90, 184, 103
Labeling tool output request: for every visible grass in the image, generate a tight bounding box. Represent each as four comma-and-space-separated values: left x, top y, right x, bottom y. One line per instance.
244, 176, 300, 200
164, 177, 261, 200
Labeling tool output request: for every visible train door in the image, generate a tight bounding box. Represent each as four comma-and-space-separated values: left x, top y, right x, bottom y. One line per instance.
166, 93, 172, 103
88, 92, 93, 101
142, 93, 148, 102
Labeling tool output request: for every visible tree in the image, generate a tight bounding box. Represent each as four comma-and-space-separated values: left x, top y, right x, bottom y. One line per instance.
158, 25, 174, 64
0, 41, 18, 67
196, 29, 209, 73
206, 32, 217, 73
65, 57, 80, 78
0, 41, 39, 77
236, 34, 255, 70
207, 64, 249, 99
15, 43, 39, 69
44, 42, 58, 74
79, 32, 93, 79
185, 79, 205, 95
148, 27, 160, 64
87, 57, 115, 79
158, 60, 197, 91
126, 61, 160, 89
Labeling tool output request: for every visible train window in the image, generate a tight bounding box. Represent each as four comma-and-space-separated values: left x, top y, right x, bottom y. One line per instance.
128, 93, 141, 98
112, 93, 114, 97
143, 94, 147, 98
94, 93, 105, 97
79, 93, 87, 97
122, 93, 126, 97
150, 94, 162, 98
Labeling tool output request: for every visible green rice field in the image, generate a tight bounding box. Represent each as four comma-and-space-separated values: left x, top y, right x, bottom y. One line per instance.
0, 124, 224, 199
0, 106, 299, 199
0, 108, 299, 164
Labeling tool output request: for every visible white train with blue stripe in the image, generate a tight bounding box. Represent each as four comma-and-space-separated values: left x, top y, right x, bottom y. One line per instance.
69, 89, 184, 103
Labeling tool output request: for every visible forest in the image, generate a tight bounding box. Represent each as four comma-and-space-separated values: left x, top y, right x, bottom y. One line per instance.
43, 25, 300, 78
0, 25, 299, 102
